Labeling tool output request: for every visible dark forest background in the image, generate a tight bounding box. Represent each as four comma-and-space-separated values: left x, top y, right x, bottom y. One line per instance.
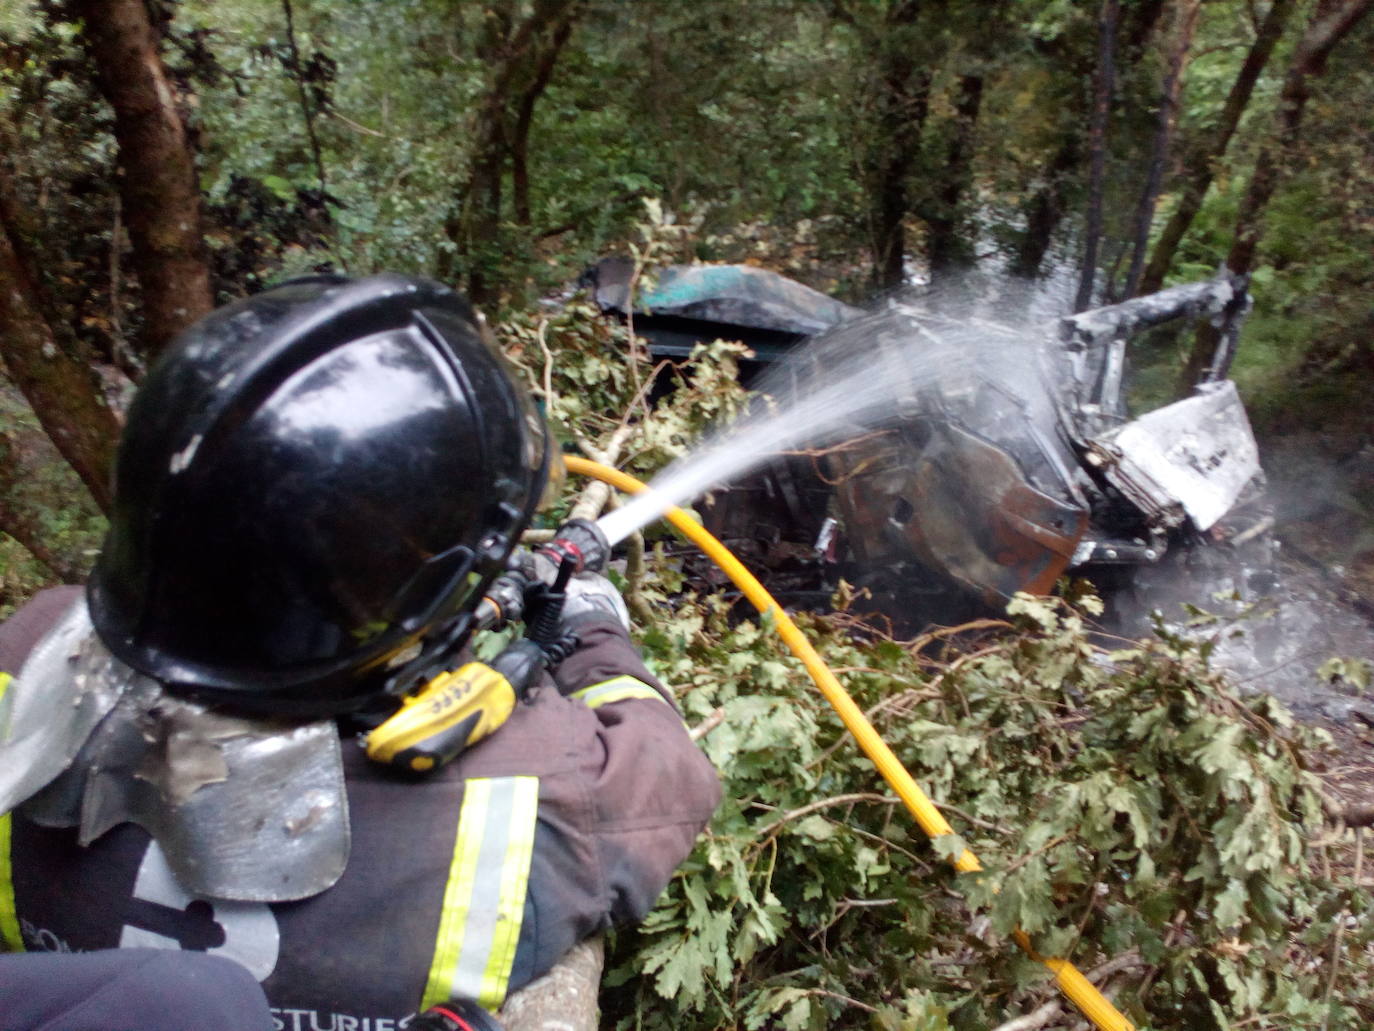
3, 0, 1372, 609
2, 0, 1371, 604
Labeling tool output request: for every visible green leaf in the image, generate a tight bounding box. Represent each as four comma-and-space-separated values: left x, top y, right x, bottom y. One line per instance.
262, 173, 295, 200
794, 815, 836, 841
930, 833, 968, 863
1006, 593, 1059, 630
1213, 878, 1248, 929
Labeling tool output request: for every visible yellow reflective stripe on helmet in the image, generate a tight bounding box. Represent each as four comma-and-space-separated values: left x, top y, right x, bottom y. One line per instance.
570, 675, 667, 709
421, 776, 538, 1011
0, 672, 22, 952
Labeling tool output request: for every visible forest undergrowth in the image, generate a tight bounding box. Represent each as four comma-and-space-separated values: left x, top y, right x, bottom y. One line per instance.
604, 581, 1374, 1029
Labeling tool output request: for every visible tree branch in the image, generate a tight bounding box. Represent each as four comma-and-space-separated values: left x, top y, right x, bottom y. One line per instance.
74, 0, 214, 357
0, 170, 118, 512
753, 792, 898, 841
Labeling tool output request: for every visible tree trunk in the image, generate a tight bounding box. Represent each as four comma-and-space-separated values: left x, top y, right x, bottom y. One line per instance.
1075, 0, 1119, 312
1139, 0, 1296, 295
924, 71, 985, 282
1007, 0, 1133, 285
512, 11, 578, 226
1229, 0, 1371, 275
0, 174, 118, 514
1121, 0, 1167, 56
75, 0, 214, 359
1009, 132, 1081, 280
1180, 0, 1373, 391
440, 0, 581, 305
1123, 0, 1200, 299
442, 4, 512, 301
459, 136, 507, 307
865, 1, 929, 292
281, 0, 330, 199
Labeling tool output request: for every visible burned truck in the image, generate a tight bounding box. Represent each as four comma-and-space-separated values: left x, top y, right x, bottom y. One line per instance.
585, 258, 1263, 617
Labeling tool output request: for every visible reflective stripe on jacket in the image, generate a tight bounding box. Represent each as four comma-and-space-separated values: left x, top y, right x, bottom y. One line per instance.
0, 670, 20, 954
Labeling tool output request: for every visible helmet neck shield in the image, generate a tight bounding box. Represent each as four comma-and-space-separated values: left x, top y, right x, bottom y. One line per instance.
2, 595, 349, 903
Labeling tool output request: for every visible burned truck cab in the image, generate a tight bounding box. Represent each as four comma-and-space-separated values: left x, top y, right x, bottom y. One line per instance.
832, 273, 1260, 608
587, 257, 1262, 615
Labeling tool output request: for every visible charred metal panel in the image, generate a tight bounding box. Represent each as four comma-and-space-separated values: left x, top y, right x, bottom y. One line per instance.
835, 422, 1088, 602
1085, 380, 1261, 532
1057, 271, 1249, 430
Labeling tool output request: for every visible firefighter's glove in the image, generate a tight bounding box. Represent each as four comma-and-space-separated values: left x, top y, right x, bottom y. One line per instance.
562, 570, 631, 631
530, 551, 630, 632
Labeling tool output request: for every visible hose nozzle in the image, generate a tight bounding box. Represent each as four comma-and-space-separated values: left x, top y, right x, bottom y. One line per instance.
473, 519, 611, 632
538, 517, 610, 574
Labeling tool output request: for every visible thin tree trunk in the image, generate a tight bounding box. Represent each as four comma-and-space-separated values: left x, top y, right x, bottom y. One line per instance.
1181, 0, 1372, 391
1121, 0, 1166, 56
1139, 0, 1296, 295
512, 9, 578, 226
924, 71, 985, 282
281, 0, 329, 198
1075, 0, 1119, 312
75, 0, 214, 359
1010, 132, 1080, 279
1007, 0, 1135, 284
866, 1, 928, 292
1123, 0, 1200, 298
869, 72, 929, 291
0, 175, 118, 513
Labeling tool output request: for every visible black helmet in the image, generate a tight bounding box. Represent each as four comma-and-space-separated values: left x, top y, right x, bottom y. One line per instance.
88, 275, 551, 716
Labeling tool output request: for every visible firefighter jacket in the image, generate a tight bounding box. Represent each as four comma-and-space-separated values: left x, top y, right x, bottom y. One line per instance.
0, 587, 721, 1030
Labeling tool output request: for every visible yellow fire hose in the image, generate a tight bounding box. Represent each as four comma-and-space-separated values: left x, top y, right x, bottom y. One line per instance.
563, 454, 1134, 1031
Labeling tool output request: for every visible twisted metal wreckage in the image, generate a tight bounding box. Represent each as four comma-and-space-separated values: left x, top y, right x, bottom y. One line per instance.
585, 257, 1263, 613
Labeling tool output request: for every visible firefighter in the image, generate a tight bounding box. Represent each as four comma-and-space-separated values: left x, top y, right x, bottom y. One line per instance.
0, 276, 721, 1029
